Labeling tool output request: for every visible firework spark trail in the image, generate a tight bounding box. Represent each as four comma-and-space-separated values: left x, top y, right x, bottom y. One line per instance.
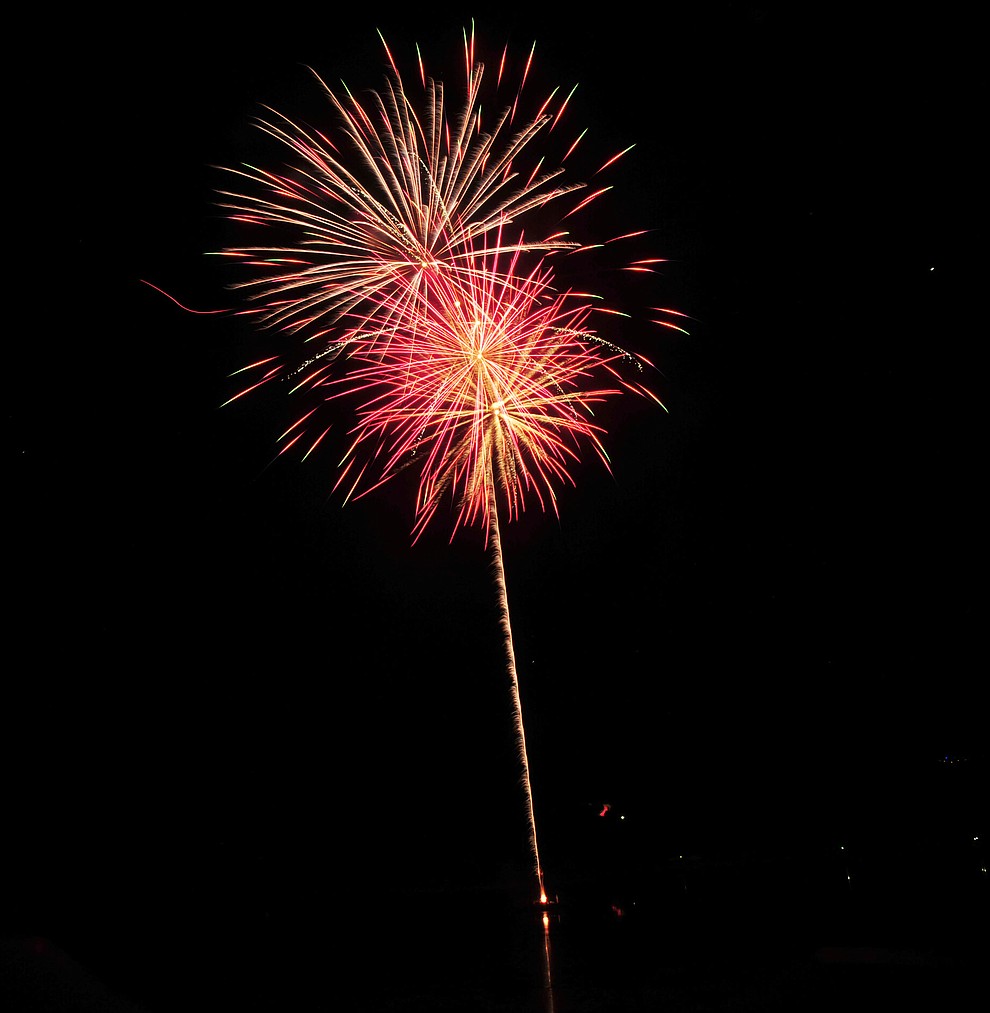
488, 477, 545, 901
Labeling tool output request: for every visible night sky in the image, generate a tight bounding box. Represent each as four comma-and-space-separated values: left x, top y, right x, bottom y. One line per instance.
8, 1, 983, 953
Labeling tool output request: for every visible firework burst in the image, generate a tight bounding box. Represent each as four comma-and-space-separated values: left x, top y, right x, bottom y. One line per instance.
216, 27, 677, 907
216, 25, 596, 348
325, 243, 638, 540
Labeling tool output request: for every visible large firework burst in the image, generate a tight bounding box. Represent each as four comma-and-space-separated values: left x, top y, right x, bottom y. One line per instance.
328, 243, 643, 539
216, 27, 678, 908
216, 26, 605, 347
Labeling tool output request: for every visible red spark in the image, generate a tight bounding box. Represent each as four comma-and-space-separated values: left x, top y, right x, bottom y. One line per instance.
140, 280, 227, 315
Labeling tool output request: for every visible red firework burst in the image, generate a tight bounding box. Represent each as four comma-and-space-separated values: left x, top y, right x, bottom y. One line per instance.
218, 29, 673, 537
324, 242, 657, 540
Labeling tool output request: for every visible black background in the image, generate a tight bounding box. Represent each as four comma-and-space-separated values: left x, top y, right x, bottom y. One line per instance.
7, 4, 984, 1008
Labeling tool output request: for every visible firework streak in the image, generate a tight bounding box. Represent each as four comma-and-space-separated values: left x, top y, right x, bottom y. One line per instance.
219, 25, 677, 901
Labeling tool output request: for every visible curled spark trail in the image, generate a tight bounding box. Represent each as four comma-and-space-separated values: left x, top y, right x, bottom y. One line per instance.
140, 279, 227, 314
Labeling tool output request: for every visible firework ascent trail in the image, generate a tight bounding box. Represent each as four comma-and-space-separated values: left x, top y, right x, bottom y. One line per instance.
488, 478, 546, 903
